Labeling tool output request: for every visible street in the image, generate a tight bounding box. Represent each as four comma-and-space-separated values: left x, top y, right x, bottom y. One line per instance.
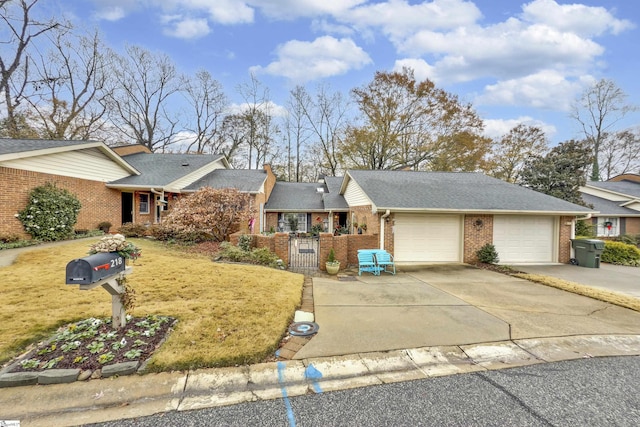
91, 356, 640, 426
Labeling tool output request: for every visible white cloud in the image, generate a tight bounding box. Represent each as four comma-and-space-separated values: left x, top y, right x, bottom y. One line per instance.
311, 19, 355, 36
227, 100, 288, 118
251, 36, 372, 84
393, 58, 436, 82
521, 0, 634, 37
345, 0, 481, 40
89, 0, 144, 21
477, 70, 589, 111
247, 0, 366, 20
162, 17, 210, 39
483, 117, 556, 140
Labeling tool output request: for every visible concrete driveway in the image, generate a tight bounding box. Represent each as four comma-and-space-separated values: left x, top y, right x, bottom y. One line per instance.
516, 263, 640, 299
294, 264, 640, 359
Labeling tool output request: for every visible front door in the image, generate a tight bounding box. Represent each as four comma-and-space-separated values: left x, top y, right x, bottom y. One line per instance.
121, 193, 133, 224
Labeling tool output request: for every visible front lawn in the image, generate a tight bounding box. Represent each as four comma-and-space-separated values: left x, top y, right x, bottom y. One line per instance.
0, 238, 304, 371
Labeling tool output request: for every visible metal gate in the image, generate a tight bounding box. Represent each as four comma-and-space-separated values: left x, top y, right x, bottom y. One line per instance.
289, 234, 319, 271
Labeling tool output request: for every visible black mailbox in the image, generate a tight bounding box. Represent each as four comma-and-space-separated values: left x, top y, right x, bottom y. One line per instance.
66, 253, 125, 285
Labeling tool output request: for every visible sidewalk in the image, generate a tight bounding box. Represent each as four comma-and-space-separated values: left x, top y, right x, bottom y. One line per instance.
2, 335, 639, 426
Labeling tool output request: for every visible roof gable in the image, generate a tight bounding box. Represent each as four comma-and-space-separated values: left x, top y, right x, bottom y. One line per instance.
108, 152, 227, 190
344, 170, 592, 214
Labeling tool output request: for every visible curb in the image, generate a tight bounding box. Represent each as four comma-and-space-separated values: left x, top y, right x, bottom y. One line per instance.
2, 334, 639, 427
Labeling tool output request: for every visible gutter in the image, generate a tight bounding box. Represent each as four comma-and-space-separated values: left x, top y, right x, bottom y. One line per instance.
380, 210, 391, 250
576, 213, 592, 221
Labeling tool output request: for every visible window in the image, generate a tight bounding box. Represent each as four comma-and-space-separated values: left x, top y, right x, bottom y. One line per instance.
279, 213, 307, 232
139, 193, 150, 214
596, 217, 619, 237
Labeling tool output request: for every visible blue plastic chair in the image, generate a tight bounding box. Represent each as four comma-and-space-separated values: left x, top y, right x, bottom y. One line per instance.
373, 250, 395, 275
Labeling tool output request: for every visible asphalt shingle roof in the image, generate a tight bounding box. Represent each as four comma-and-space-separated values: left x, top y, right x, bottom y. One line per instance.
110, 152, 224, 187
587, 180, 640, 199
265, 182, 327, 211
346, 170, 593, 213
0, 138, 98, 156
185, 169, 266, 193
581, 193, 640, 216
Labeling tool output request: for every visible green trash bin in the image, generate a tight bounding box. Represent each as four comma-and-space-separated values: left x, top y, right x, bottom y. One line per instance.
571, 239, 605, 268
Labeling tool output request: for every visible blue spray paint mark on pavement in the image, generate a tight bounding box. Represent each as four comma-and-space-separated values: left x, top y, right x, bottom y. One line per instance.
277, 362, 296, 427
305, 364, 323, 394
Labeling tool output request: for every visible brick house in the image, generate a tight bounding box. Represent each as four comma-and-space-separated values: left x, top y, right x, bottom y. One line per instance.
2, 138, 595, 265
579, 174, 640, 238
1, 139, 275, 237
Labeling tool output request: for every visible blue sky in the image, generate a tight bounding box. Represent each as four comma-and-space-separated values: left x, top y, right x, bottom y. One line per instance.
58, 0, 639, 145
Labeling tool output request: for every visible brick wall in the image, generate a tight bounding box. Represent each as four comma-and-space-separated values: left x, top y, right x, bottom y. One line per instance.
463, 215, 494, 263
1, 166, 121, 238
349, 205, 379, 235
318, 232, 379, 270
383, 213, 394, 254
625, 217, 640, 235
559, 216, 574, 263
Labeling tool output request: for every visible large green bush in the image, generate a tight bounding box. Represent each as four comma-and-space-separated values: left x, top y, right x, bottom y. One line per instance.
601, 241, 640, 267
17, 183, 81, 241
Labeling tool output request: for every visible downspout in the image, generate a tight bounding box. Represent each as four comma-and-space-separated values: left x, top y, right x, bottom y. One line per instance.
380, 210, 391, 250
571, 214, 592, 259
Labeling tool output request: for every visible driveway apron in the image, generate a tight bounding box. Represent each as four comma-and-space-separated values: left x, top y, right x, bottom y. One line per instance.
295, 265, 640, 359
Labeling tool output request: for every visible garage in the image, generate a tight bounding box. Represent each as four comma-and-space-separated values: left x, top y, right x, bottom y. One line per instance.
493, 216, 556, 263
394, 214, 462, 262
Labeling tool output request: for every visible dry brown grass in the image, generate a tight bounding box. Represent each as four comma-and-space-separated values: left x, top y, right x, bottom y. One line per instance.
514, 273, 640, 312
0, 238, 304, 371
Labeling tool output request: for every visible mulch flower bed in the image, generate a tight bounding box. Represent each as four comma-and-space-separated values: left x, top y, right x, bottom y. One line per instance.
7, 315, 176, 373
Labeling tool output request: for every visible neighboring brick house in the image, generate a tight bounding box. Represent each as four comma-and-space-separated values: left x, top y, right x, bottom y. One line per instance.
0, 139, 139, 237
579, 174, 640, 238
1, 139, 276, 238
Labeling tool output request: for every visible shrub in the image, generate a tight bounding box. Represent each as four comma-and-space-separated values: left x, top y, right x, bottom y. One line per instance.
238, 234, 253, 252
0, 234, 20, 244
118, 222, 148, 238
327, 248, 337, 264
162, 188, 255, 242
601, 241, 640, 266
16, 183, 81, 241
216, 242, 282, 268
477, 243, 499, 264
575, 220, 595, 238
615, 234, 638, 246
97, 221, 112, 232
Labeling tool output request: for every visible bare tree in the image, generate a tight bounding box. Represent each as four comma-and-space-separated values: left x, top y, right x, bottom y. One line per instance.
219, 113, 249, 168
489, 124, 549, 183
236, 74, 280, 169
179, 69, 228, 153
0, 0, 61, 137
24, 29, 111, 140
598, 129, 640, 180
106, 45, 181, 151
572, 78, 637, 181
297, 84, 349, 177
285, 86, 312, 181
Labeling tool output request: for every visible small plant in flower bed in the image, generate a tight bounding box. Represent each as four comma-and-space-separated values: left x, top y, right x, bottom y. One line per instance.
12, 315, 176, 373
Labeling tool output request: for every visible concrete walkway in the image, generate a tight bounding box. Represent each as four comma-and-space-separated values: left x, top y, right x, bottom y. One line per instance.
517, 263, 640, 299
0, 237, 98, 267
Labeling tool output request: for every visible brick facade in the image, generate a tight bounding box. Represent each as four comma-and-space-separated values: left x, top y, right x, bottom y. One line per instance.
463, 215, 494, 263
349, 205, 379, 235
558, 216, 574, 263
624, 217, 640, 235
0, 166, 121, 238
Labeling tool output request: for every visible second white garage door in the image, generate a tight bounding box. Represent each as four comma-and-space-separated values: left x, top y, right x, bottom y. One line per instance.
394, 214, 462, 262
493, 216, 555, 263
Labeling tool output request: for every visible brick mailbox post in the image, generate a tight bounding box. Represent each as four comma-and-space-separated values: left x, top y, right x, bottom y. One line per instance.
66, 252, 132, 329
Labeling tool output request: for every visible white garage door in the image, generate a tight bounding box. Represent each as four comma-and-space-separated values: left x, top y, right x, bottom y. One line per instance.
493, 216, 555, 263
394, 214, 462, 262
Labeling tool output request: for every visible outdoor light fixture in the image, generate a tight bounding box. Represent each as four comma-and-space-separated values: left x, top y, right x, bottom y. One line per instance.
323, 219, 328, 231
278, 218, 285, 231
